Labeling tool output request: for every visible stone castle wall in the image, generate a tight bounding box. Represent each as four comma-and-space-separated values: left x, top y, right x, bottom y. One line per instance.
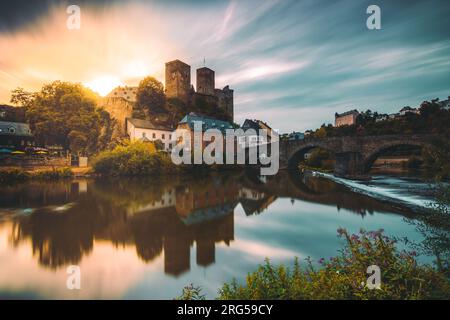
100, 97, 134, 133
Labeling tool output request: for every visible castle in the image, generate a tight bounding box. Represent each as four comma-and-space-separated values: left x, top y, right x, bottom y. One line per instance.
165, 59, 234, 120
102, 59, 234, 135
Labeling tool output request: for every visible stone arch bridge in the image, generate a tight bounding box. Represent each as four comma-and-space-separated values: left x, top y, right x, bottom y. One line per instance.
279, 134, 443, 177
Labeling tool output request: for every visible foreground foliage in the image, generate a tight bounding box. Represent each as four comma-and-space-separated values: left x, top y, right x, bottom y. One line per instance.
91, 141, 177, 176
0, 167, 73, 182
179, 229, 450, 300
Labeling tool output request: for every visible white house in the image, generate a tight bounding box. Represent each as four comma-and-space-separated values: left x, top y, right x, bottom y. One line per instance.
126, 118, 175, 151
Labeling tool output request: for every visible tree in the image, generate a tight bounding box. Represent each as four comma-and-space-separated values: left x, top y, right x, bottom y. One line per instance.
10, 87, 34, 107
11, 81, 114, 155
136, 76, 166, 115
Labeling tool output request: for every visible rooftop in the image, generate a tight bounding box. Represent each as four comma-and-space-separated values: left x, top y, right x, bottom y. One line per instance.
0, 121, 32, 136
335, 109, 359, 117
127, 118, 174, 131
179, 113, 234, 132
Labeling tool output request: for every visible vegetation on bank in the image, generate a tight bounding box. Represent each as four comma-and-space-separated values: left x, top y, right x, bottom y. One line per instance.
0, 167, 73, 183
91, 141, 179, 176
177, 228, 450, 300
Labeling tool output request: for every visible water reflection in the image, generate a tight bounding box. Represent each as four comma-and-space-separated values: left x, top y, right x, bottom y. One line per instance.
0, 171, 415, 280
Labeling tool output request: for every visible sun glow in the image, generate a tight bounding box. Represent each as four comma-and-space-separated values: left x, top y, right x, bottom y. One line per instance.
83, 76, 123, 97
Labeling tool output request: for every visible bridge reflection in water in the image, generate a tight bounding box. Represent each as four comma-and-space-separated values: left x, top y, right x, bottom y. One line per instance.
0, 171, 413, 277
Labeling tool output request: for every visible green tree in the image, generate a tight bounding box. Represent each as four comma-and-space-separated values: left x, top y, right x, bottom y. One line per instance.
136, 76, 166, 115
10, 81, 114, 154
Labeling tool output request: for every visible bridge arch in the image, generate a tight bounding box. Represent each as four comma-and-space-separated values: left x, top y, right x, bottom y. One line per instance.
287, 143, 338, 170
362, 140, 434, 173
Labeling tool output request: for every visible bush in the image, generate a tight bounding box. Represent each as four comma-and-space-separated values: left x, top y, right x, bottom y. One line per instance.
178, 229, 450, 300
92, 141, 177, 176
32, 167, 73, 180
0, 167, 72, 182
0, 168, 30, 182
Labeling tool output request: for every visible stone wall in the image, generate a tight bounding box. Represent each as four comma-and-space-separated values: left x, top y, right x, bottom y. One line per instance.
100, 97, 133, 134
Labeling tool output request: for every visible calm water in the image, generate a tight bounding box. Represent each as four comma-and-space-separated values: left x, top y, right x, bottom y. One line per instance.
0, 171, 435, 299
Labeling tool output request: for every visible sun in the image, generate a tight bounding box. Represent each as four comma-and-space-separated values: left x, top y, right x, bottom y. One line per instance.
84, 76, 123, 96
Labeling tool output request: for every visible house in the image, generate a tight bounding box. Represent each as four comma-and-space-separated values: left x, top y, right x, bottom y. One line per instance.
240, 119, 276, 147
399, 106, 419, 116
304, 130, 313, 136
0, 121, 34, 150
126, 118, 175, 151
175, 113, 234, 149
288, 131, 305, 141
375, 114, 389, 122
439, 96, 450, 110
334, 109, 359, 127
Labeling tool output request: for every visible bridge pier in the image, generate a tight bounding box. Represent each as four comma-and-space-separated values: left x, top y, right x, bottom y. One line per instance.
334, 152, 365, 178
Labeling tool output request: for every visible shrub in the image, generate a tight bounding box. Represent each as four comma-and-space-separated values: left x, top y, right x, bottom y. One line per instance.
0, 168, 30, 182
178, 229, 450, 300
92, 141, 177, 176
32, 167, 73, 180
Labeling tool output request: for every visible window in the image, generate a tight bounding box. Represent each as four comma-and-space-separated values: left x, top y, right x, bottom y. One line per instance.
142, 132, 146, 137
152, 133, 156, 139
162, 134, 165, 139
169, 134, 172, 139
9, 127, 15, 134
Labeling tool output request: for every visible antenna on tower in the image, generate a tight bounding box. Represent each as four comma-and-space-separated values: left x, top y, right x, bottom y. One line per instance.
203, 57, 206, 67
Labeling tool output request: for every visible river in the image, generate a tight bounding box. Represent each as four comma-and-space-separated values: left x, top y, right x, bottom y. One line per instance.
0, 170, 439, 299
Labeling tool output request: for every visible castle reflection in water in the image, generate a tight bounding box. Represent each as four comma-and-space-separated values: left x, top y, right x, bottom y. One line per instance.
0, 171, 408, 277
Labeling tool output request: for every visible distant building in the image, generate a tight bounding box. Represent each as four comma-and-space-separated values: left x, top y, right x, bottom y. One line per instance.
240, 119, 275, 147
334, 109, 359, 127
0, 121, 34, 150
106, 86, 138, 102
438, 96, 450, 110
287, 131, 305, 141
175, 113, 234, 154
304, 130, 313, 136
375, 114, 387, 122
126, 118, 175, 151
399, 106, 419, 116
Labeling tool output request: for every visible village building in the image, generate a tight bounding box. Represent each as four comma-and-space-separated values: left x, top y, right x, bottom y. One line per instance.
399, 106, 420, 116
0, 120, 34, 150
175, 113, 234, 151
240, 119, 276, 147
126, 118, 175, 151
334, 109, 359, 127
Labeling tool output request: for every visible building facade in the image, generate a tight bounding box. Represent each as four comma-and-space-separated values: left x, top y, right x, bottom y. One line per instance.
0, 121, 34, 150
334, 110, 359, 127
126, 118, 175, 151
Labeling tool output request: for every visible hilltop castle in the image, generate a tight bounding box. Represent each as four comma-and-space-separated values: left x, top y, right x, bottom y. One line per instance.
165, 59, 234, 120
102, 59, 234, 134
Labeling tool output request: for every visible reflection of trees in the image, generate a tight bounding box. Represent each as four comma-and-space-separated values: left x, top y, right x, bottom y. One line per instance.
7, 174, 238, 274
3, 170, 419, 273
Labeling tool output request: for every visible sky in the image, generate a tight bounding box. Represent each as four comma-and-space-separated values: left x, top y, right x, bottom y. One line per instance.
0, 0, 449, 132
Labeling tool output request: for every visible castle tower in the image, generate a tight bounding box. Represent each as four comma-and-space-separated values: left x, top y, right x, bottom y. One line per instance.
196, 67, 215, 96
165, 59, 191, 104
215, 85, 234, 121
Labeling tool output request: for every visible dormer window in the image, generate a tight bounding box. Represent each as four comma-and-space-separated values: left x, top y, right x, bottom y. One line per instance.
9, 127, 15, 134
